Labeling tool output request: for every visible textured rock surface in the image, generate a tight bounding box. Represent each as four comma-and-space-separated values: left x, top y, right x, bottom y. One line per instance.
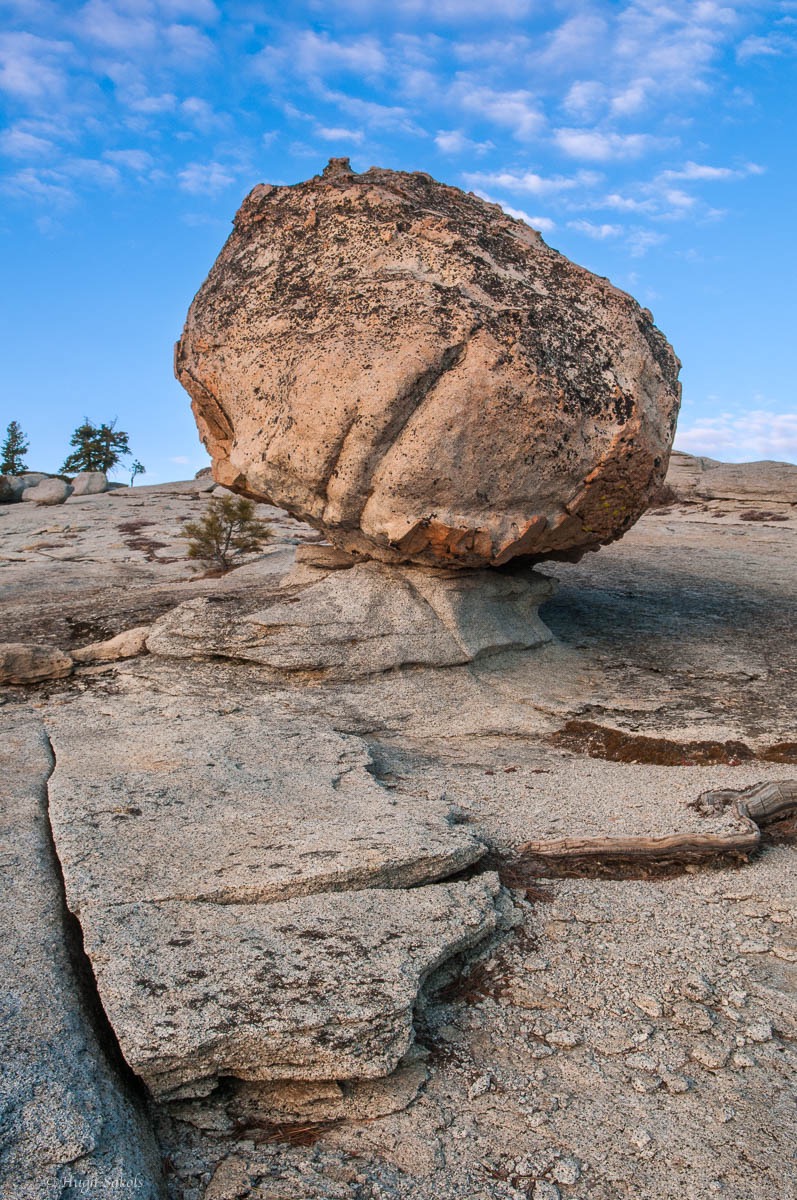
21, 478, 73, 505
176, 159, 681, 568
147, 555, 555, 678
46, 687, 485, 908
68, 876, 507, 1099
0, 642, 73, 684
2, 472, 795, 1200
46, 684, 504, 1098
0, 710, 163, 1200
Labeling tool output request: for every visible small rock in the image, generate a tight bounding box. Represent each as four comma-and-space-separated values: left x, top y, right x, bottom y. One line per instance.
689, 1039, 730, 1070
532, 1182, 561, 1200
625, 1052, 659, 1073
731, 1050, 756, 1068
468, 1073, 493, 1099
526, 955, 550, 972
662, 1072, 692, 1094
633, 995, 663, 1018
629, 1128, 652, 1150
631, 1073, 662, 1093
21, 478, 73, 506
681, 974, 714, 1002
738, 939, 771, 954
203, 1155, 251, 1199
71, 626, 150, 664
551, 1157, 581, 1185
672, 1002, 715, 1032
545, 1029, 582, 1049
743, 1019, 773, 1044
0, 642, 73, 685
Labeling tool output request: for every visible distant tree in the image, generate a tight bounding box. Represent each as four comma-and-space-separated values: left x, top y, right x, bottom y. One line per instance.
61, 419, 131, 475
1, 421, 29, 475
181, 495, 271, 572
130, 459, 146, 486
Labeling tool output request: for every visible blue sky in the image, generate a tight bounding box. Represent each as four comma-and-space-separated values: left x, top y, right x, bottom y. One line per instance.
1, 0, 796, 480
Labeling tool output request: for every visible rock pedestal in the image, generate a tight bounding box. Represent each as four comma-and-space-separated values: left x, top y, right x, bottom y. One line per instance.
147, 548, 556, 679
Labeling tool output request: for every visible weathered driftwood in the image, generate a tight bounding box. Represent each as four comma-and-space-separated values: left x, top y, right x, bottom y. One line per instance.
518, 780, 797, 863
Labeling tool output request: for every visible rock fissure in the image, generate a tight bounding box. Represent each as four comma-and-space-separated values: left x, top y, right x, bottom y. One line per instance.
0, 711, 164, 1199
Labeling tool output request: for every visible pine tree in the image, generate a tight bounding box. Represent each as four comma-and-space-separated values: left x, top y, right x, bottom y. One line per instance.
180, 495, 271, 572
1, 421, 29, 475
130, 460, 146, 486
61, 419, 131, 475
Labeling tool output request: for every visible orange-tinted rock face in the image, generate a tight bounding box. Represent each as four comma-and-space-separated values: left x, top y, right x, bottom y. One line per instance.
176, 158, 681, 568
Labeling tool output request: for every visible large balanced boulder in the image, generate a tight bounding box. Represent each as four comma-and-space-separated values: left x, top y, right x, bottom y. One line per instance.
176, 158, 681, 568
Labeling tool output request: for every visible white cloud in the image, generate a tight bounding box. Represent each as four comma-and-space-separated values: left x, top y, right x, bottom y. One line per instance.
341, 0, 535, 15
626, 229, 665, 257
464, 167, 600, 196
178, 160, 235, 193
602, 192, 656, 213
0, 127, 54, 158
321, 91, 425, 136
434, 129, 493, 155
539, 13, 609, 69
568, 219, 622, 239
659, 160, 764, 182
455, 85, 544, 141
161, 0, 220, 20
104, 148, 154, 171
615, 0, 739, 94
180, 96, 225, 130
294, 31, 386, 78
124, 88, 178, 115
63, 157, 121, 186
499, 203, 555, 232
475, 190, 555, 231
737, 31, 797, 62
609, 77, 653, 116
675, 410, 797, 463
80, 0, 157, 51
555, 128, 659, 162
0, 32, 71, 100
315, 126, 364, 143
562, 80, 606, 120
1, 166, 74, 204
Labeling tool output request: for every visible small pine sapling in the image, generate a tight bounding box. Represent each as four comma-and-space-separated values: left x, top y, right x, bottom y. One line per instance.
181, 494, 271, 572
